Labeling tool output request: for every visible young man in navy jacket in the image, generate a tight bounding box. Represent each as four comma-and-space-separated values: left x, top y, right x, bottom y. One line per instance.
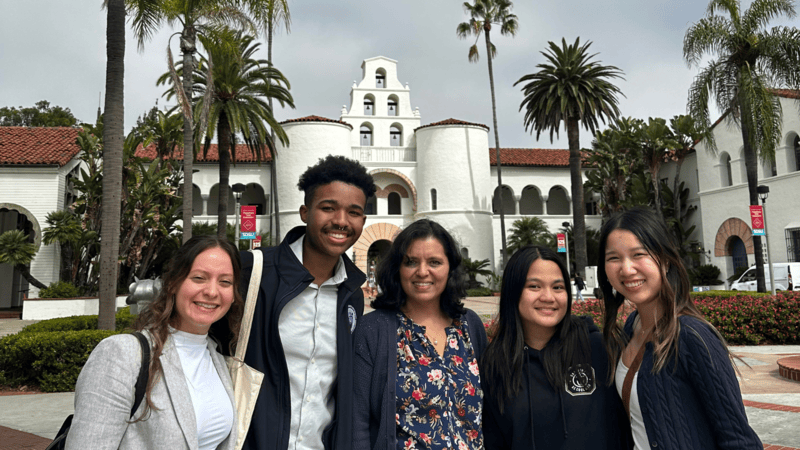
215, 155, 376, 450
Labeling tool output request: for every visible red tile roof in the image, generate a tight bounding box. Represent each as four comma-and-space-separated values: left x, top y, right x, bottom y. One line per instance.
280, 115, 353, 129
0, 127, 82, 167
491, 148, 583, 167
769, 89, 800, 99
415, 118, 490, 131
134, 143, 273, 163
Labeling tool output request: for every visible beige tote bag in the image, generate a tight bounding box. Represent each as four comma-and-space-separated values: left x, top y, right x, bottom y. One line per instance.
227, 249, 265, 450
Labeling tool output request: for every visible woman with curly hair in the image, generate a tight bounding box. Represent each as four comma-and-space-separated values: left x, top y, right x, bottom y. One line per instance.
599, 207, 761, 449
67, 235, 243, 449
353, 219, 487, 450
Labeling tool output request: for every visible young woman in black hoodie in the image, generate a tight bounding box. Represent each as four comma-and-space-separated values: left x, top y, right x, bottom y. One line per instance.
481, 245, 630, 450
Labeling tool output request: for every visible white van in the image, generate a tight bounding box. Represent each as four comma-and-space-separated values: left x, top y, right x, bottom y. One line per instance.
730, 263, 800, 291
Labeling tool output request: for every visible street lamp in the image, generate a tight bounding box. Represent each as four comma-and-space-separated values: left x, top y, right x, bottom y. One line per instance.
757, 185, 776, 295
232, 183, 246, 249
562, 221, 571, 277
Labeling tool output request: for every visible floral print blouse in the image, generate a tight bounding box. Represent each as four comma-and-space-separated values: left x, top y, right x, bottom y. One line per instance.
395, 312, 483, 450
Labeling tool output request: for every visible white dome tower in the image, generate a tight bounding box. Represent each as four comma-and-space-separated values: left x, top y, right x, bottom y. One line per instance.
414, 119, 495, 266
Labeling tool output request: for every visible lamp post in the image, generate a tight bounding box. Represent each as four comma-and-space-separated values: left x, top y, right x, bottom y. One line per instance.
562, 221, 571, 277
757, 185, 776, 295
232, 183, 246, 249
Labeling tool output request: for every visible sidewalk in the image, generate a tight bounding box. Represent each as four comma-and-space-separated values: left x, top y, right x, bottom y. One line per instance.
2, 300, 799, 449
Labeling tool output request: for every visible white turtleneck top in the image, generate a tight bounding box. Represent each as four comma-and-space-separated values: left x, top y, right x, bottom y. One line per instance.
171, 328, 234, 450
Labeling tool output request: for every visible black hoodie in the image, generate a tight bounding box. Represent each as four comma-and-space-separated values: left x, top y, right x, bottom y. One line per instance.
483, 317, 632, 450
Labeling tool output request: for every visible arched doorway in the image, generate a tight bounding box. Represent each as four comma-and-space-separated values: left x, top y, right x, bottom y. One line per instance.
0, 204, 41, 308
728, 236, 748, 273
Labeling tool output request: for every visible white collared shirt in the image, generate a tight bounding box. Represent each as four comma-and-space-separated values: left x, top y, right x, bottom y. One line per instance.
280, 235, 346, 450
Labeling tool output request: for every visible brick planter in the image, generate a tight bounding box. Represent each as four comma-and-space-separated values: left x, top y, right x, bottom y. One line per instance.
777, 356, 800, 382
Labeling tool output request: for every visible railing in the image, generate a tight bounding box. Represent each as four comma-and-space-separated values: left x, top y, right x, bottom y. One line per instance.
352, 147, 416, 162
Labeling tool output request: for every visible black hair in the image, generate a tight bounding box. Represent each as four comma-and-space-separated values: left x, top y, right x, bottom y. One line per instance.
371, 218, 467, 319
133, 235, 243, 419
480, 245, 590, 413
297, 155, 377, 206
597, 207, 725, 376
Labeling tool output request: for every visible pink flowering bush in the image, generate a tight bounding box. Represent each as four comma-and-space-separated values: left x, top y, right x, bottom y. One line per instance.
481, 292, 800, 345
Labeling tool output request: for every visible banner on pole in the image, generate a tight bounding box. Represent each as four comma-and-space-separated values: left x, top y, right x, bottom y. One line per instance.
750, 205, 765, 236
252, 236, 262, 249
240, 206, 257, 240
557, 233, 566, 253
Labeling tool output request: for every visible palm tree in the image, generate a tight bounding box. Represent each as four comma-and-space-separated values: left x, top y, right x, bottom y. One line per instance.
247, 0, 290, 241
462, 257, 493, 289
668, 115, 705, 224
515, 38, 624, 279
0, 230, 47, 290
684, 0, 800, 292
506, 217, 551, 256
97, 0, 126, 330
639, 117, 678, 215
126, 0, 254, 243
457, 0, 518, 267
161, 30, 294, 237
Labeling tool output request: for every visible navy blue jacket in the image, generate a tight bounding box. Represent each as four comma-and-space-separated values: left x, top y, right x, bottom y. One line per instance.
213, 226, 365, 450
482, 317, 630, 450
624, 311, 761, 450
352, 308, 488, 450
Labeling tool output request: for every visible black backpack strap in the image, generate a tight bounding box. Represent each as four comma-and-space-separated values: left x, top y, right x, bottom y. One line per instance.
130, 332, 151, 419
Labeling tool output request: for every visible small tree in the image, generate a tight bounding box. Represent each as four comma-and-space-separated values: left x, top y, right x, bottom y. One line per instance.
462, 257, 493, 289
0, 230, 46, 290
506, 217, 551, 256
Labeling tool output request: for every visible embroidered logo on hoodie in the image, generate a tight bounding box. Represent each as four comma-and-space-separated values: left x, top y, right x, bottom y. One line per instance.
564, 363, 596, 396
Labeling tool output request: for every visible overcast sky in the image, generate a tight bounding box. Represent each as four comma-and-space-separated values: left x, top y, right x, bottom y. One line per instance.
1, 0, 794, 149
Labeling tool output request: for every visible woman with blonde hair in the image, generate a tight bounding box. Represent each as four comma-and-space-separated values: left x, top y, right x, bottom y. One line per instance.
67, 235, 243, 449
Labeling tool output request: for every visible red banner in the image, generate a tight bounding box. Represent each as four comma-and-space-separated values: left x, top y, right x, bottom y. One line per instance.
750, 205, 764, 236
240, 205, 257, 239
557, 233, 566, 253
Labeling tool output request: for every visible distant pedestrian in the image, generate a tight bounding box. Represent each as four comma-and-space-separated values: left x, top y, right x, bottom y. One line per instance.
574, 273, 586, 302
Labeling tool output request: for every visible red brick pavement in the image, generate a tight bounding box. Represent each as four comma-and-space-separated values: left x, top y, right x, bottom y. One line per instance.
745, 399, 800, 413
0, 426, 49, 450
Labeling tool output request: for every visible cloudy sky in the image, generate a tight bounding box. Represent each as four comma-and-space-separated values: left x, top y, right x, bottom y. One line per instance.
1, 0, 792, 149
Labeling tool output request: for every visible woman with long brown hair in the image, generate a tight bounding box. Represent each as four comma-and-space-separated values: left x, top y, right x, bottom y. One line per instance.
599, 207, 760, 450
67, 235, 243, 449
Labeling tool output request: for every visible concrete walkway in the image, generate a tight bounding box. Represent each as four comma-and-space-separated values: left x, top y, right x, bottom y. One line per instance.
2, 299, 799, 449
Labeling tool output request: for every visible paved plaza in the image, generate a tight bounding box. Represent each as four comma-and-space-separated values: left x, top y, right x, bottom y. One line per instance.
1, 297, 799, 449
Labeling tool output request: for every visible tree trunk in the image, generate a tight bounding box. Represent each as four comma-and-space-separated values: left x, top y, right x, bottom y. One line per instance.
484, 29, 508, 268
268, 20, 281, 244
181, 28, 196, 244
672, 159, 684, 223
217, 111, 232, 238
740, 109, 766, 292
567, 118, 587, 277
17, 265, 47, 290
98, 0, 125, 330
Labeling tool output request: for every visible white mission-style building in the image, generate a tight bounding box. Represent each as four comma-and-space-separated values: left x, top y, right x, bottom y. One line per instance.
2, 56, 799, 308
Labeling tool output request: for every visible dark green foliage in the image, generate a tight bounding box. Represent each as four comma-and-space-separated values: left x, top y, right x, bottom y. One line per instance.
0, 330, 120, 392
690, 264, 723, 285
0, 101, 80, 127
19, 307, 136, 334
38, 281, 81, 299
466, 287, 494, 297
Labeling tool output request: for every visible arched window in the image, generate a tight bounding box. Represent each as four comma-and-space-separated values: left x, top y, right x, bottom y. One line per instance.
721, 153, 732, 187
364, 95, 375, 116
492, 186, 515, 215
192, 184, 204, 216
387, 95, 399, 116
365, 195, 377, 215
431, 189, 437, 210
546, 186, 570, 215
388, 192, 401, 215
360, 124, 373, 146
519, 186, 543, 215
376, 68, 386, 88
461, 248, 469, 259
795, 135, 800, 172
390, 125, 402, 146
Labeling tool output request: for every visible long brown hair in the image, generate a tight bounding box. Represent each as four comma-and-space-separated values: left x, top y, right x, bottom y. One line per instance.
133, 235, 243, 418
598, 207, 729, 374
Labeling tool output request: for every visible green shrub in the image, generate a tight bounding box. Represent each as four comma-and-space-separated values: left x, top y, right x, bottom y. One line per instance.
690, 264, 723, 285
38, 281, 81, 299
20, 307, 136, 334
0, 330, 121, 392
466, 287, 494, 297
